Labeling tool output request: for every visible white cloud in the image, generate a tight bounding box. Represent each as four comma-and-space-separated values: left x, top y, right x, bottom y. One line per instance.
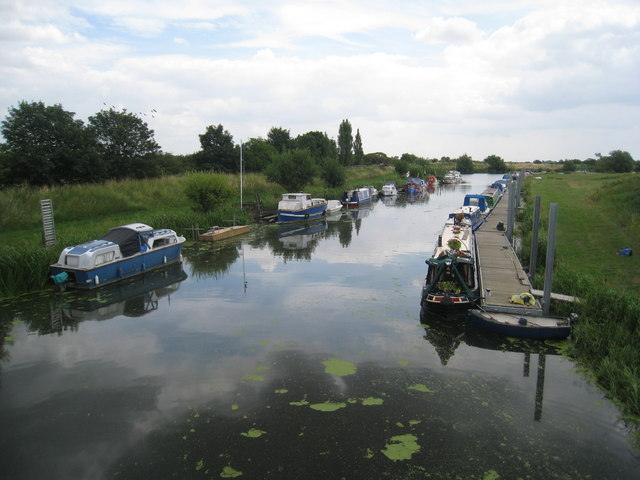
0, 0, 639, 161
414, 16, 485, 45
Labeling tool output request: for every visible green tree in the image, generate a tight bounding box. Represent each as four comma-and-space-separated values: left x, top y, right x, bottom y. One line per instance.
395, 159, 409, 176
265, 149, 318, 192
293, 131, 337, 161
363, 152, 391, 165
88, 108, 161, 179
353, 129, 364, 164
267, 127, 291, 153
337, 119, 353, 166
456, 154, 474, 174
183, 172, 234, 213
241, 138, 277, 172
1, 100, 97, 186
195, 124, 237, 172
320, 157, 346, 188
595, 150, 635, 173
483, 154, 507, 174
561, 160, 577, 173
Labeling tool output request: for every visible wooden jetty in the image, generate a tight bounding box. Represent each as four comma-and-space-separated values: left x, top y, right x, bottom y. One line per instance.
199, 225, 250, 242
475, 188, 543, 315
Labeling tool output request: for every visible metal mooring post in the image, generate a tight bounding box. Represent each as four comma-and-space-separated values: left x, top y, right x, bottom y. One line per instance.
529, 196, 541, 280
40, 199, 56, 247
506, 175, 516, 243
542, 203, 558, 315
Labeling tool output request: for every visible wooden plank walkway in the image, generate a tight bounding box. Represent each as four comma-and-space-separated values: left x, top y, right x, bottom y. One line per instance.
475, 188, 544, 315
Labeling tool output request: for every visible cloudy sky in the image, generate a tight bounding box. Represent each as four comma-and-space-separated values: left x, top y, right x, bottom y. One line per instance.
1, 0, 639, 161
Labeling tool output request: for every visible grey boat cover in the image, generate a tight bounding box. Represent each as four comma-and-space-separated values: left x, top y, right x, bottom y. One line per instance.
100, 227, 141, 257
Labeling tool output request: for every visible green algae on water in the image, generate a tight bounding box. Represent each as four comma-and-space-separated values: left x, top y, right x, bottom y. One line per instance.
241, 428, 266, 438
322, 358, 357, 376
220, 465, 243, 477
242, 374, 264, 382
289, 400, 309, 406
408, 383, 435, 393
274, 389, 288, 394
381, 434, 420, 461
309, 401, 347, 412
362, 397, 384, 406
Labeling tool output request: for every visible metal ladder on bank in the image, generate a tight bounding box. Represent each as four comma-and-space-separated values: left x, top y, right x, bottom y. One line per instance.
40, 199, 56, 247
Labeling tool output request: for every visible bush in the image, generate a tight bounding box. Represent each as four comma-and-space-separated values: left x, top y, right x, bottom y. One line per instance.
183, 172, 234, 213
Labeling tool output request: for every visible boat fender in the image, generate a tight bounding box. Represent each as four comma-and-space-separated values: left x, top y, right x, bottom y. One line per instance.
305, 214, 309, 219
497, 221, 505, 231
52, 271, 69, 285
518, 317, 528, 326
94, 274, 100, 285
163, 255, 167, 264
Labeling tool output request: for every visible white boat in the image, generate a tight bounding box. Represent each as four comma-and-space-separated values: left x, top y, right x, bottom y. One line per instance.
442, 170, 462, 184
50, 223, 185, 289
325, 200, 343, 216
366, 185, 378, 197
380, 182, 398, 196
277, 193, 328, 223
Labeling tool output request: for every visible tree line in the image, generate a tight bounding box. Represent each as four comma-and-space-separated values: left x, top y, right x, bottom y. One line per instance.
0, 101, 372, 190
0, 100, 636, 190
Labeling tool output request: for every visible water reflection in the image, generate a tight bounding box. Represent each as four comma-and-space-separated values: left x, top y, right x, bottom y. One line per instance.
421, 309, 559, 422
55, 263, 188, 324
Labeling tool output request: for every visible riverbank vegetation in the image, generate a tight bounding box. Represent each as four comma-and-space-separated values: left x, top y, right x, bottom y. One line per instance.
518, 173, 640, 437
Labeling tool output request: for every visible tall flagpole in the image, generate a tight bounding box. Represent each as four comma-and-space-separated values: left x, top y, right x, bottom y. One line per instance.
240, 140, 243, 208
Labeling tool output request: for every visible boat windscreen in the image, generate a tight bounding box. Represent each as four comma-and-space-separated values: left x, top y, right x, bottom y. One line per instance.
100, 228, 141, 257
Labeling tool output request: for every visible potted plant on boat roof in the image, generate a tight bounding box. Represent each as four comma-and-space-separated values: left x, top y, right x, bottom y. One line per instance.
447, 238, 462, 251
437, 280, 460, 294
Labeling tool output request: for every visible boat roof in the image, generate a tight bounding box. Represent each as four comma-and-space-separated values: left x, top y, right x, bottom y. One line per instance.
116, 223, 154, 232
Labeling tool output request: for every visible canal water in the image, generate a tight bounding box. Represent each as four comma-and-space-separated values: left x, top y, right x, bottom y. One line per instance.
0, 174, 638, 479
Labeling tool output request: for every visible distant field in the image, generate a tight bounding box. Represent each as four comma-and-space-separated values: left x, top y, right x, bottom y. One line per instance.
525, 172, 639, 290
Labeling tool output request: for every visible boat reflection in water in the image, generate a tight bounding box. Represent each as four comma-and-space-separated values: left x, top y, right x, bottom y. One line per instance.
278, 220, 328, 250
52, 262, 188, 325
421, 309, 563, 422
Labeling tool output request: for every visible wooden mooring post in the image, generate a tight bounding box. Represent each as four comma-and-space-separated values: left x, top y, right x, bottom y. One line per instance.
40, 199, 56, 247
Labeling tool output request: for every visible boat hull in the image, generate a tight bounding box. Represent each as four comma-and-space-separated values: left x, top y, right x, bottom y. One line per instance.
277, 204, 327, 222
50, 243, 184, 289
466, 309, 571, 339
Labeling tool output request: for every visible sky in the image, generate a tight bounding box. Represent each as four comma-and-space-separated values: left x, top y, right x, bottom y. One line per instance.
1, 0, 639, 162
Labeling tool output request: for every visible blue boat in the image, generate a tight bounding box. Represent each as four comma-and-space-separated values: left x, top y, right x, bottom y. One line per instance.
466, 309, 573, 339
462, 194, 491, 216
277, 193, 328, 222
50, 223, 185, 289
341, 187, 373, 208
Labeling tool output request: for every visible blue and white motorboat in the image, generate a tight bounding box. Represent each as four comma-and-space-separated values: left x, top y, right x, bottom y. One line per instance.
277, 193, 328, 222
462, 194, 491, 216
342, 187, 373, 208
447, 205, 484, 231
50, 223, 185, 289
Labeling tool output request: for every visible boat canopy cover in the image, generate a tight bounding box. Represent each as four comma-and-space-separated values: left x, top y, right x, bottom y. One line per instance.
100, 227, 142, 257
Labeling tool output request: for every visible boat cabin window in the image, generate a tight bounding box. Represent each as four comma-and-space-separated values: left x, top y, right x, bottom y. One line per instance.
152, 238, 170, 248
65, 255, 80, 266
94, 251, 115, 266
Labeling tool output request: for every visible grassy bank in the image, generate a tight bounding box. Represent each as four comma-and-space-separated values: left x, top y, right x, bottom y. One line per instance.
519, 173, 640, 434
